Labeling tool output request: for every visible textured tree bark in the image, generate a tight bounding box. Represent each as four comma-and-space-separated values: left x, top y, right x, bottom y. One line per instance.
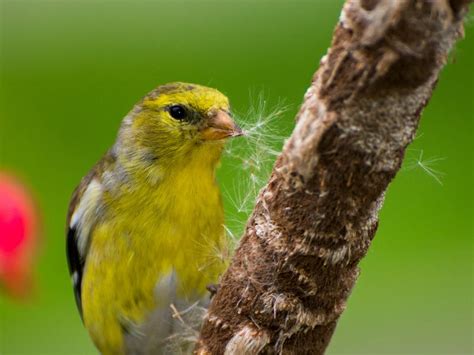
196, 1, 471, 354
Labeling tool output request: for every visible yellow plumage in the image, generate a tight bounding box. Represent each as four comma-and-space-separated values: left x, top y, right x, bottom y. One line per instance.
66, 83, 242, 354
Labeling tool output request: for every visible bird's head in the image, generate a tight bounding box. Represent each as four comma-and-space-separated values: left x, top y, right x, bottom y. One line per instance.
117, 82, 242, 171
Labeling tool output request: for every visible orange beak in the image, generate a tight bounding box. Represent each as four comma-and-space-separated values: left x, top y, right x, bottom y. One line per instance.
201, 110, 243, 141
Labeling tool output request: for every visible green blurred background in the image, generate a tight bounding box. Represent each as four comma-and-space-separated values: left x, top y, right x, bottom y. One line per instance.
0, 0, 472, 354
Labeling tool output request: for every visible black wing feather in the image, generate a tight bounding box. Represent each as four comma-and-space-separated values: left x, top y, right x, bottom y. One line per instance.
65, 151, 113, 321
66, 226, 85, 319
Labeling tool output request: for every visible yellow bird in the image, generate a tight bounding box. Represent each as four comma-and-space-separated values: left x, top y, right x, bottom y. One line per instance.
66, 82, 242, 354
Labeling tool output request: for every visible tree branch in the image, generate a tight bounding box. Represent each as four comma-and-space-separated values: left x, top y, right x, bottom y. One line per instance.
196, 1, 471, 354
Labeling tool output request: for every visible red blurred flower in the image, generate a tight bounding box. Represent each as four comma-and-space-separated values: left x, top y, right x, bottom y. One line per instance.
0, 173, 40, 299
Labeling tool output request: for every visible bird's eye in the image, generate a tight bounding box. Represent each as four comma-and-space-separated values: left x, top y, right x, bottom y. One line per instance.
168, 105, 187, 120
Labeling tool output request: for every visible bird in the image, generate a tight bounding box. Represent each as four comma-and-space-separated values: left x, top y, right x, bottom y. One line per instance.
66, 82, 242, 354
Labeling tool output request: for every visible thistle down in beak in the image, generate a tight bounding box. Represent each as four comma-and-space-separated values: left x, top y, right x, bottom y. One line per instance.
201, 110, 243, 141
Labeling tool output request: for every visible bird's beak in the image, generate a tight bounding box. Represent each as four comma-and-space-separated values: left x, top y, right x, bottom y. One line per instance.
201, 110, 243, 141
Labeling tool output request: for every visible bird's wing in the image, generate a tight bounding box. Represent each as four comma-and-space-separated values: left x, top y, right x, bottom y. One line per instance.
66, 165, 104, 319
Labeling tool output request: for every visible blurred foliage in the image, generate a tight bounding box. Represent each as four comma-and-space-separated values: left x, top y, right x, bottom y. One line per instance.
0, 0, 472, 354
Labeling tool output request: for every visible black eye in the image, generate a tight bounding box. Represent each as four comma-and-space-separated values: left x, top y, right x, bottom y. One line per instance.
168, 105, 187, 120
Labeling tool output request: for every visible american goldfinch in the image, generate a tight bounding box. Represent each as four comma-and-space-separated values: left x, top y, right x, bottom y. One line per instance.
66, 83, 242, 354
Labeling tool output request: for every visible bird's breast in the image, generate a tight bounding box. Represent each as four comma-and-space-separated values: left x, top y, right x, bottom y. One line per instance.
102, 161, 226, 297
82, 155, 227, 353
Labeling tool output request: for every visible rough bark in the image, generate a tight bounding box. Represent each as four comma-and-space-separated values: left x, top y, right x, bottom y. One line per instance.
196, 1, 471, 354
